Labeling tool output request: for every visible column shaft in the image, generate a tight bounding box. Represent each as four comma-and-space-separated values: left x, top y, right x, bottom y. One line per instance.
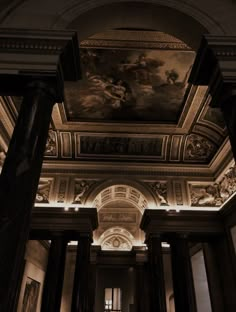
170, 235, 196, 312
71, 234, 91, 312
147, 235, 167, 312
135, 264, 147, 312
206, 237, 236, 311
41, 236, 68, 312
0, 81, 56, 311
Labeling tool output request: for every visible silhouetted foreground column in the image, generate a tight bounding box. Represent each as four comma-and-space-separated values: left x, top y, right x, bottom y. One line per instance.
170, 235, 196, 312
146, 234, 167, 312
189, 35, 236, 161
204, 237, 236, 311
71, 234, 92, 312
134, 247, 148, 312
41, 235, 68, 312
0, 81, 57, 311
0, 29, 80, 312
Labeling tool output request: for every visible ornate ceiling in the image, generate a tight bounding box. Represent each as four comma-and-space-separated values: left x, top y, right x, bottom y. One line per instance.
0, 29, 235, 249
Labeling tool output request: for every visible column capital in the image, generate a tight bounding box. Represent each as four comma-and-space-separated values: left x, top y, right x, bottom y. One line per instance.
0, 28, 81, 102
189, 35, 236, 107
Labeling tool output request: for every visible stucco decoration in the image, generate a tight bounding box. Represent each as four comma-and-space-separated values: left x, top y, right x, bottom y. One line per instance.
44, 130, 58, 157
147, 182, 168, 205
190, 165, 236, 207
73, 180, 96, 204
79, 135, 165, 157
35, 179, 53, 204
184, 134, 216, 162
92, 184, 148, 212
99, 227, 134, 251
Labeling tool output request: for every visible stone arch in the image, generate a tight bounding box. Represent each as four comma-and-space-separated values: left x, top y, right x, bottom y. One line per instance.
84, 178, 157, 213
98, 226, 135, 250
59, 1, 225, 49
0, 1, 227, 50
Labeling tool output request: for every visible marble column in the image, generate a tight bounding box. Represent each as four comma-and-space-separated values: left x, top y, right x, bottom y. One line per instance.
71, 233, 92, 312
146, 234, 167, 312
0, 81, 57, 311
170, 235, 196, 312
41, 235, 68, 312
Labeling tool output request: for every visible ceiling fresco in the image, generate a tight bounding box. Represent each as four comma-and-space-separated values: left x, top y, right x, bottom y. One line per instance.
64, 48, 195, 122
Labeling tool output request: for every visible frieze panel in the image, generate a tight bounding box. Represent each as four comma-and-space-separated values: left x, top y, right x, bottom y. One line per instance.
35, 179, 53, 204
174, 182, 184, 206
44, 130, 58, 157
99, 212, 137, 223
190, 165, 236, 207
60, 132, 72, 158
57, 179, 68, 203
73, 180, 96, 204
147, 182, 168, 206
79, 136, 166, 157
184, 134, 216, 162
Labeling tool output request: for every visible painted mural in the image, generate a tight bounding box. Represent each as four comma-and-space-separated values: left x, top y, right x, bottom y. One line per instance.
65, 48, 195, 122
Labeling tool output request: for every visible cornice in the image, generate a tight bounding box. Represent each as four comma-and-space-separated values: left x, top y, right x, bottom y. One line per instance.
140, 209, 223, 238
0, 29, 80, 101
30, 207, 98, 239
189, 35, 236, 107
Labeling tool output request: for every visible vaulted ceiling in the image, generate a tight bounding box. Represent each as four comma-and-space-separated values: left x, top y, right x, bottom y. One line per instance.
0, 0, 236, 249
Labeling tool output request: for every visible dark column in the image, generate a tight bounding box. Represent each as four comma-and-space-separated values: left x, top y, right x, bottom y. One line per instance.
135, 263, 146, 312
71, 233, 92, 312
41, 235, 68, 312
205, 236, 236, 311
146, 234, 167, 312
0, 81, 56, 311
202, 242, 224, 312
88, 263, 97, 312
170, 235, 196, 312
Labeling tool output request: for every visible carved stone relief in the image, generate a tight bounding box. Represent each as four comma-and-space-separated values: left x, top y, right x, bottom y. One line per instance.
184, 134, 216, 162
73, 180, 95, 204
79, 136, 165, 156
102, 235, 132, 251
99, 212, 137, 223
147, 182, 168, 205
35, 179, 52, 203
44, 130, 57, 157
99, 227, 134, 251
190, 165, 236, 206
